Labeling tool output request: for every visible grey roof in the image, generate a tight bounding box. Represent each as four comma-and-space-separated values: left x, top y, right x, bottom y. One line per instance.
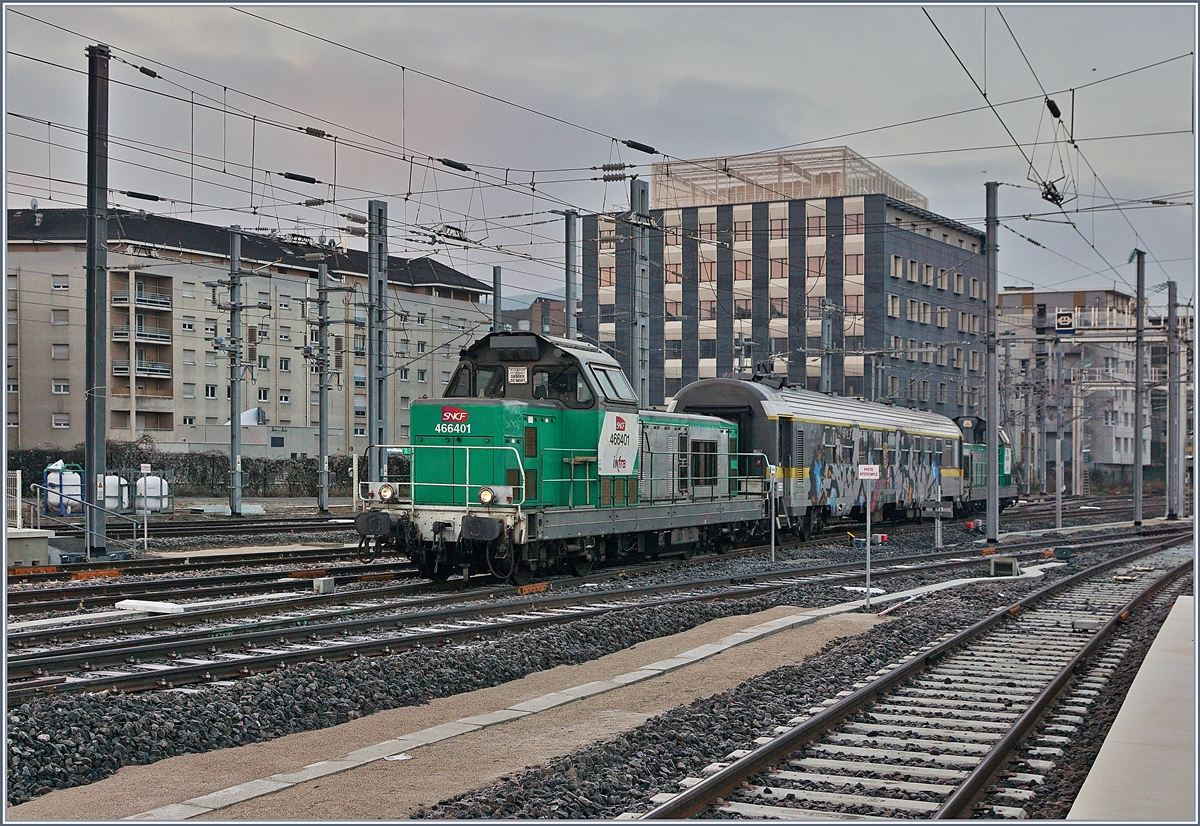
6, 208, 491, 294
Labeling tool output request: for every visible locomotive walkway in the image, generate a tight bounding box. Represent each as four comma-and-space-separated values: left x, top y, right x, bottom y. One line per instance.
1067, 593, 1195, 821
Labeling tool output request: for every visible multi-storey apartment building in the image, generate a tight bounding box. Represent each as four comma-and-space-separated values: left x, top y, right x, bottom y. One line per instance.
6, 208, 491, 456
580, 147, 987, 417
997, 286, 1176, 492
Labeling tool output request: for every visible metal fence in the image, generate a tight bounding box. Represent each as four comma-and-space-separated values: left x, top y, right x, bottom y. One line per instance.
7, 469, 23, 528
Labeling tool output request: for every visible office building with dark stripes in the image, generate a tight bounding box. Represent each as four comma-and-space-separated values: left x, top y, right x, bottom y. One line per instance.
580, 147, 987, 415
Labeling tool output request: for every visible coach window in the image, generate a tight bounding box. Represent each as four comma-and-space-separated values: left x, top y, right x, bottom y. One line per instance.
446, 366, 472, 398
691, 440, 718, 487
532, 364, 594, 408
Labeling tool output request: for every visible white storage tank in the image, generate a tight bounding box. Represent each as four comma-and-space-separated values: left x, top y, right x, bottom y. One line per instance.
103, 474, 130, 511
44, 462, 83, 513
136, 476, 170, 513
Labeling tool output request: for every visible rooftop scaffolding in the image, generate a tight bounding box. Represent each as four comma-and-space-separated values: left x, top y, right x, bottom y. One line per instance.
651, 146, 928, 210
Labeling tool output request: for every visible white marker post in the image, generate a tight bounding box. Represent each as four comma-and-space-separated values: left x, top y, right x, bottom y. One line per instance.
139, 463, 151, 551
858, 464, 879, 610
767, 461, 777, 563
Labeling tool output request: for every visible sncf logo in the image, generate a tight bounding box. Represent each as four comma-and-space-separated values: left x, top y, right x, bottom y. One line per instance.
614, 416, 626, 432
441, 406, 469, 423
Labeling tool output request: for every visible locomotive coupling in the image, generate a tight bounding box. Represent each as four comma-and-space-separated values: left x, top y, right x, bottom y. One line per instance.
354, 510, 403, 537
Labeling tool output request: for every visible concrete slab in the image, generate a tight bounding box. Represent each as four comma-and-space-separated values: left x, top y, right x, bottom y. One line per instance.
399, 721, 481, 746
673, 642, 734, 660
1068, 595, 1195, 821
183, 778, 291, 809
268, 760, 360, 784
114, 599, 185, 614
559, 680, 621, 700
123, 803, 212, 820
611, 669, 659, 685
342, 739, 410, 763
639, 656, 697, 673
455, 708, 530, 727
507, 692, 576, 713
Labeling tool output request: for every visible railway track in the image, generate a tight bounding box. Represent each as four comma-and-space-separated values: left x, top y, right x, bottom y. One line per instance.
8, 526, 1190, 704
34, 514, 356, 541
634, 539, 1192, 820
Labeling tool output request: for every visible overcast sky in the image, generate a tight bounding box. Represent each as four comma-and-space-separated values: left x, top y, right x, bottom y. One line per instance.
5, 3, 1196, 307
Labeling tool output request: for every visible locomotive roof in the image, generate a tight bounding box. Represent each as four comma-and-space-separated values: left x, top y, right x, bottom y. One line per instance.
466, 331, 622, 370
670, 378, 963, 439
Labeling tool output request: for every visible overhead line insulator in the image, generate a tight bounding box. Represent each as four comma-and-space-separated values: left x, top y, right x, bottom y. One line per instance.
599, 162, 628, 172
344, 226, 366, 237
304, 198, 327, 207
601, 173, 627, 182
1045, 98, 1062, 119
343, 212, 368, 224
439, 158, 471, 172
282, 172, 319, 184
138, 66, 158, 79
622, 139, 657, 155
303, 127, 328, 138
124, 190, 160, 201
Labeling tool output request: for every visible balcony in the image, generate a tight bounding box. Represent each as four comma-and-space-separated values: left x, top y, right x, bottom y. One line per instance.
112, 359, 173, 379
112, 289, 172, 310
112, 325, 172, 344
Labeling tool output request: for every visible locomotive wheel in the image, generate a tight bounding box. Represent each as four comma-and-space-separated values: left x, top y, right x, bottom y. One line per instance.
356, 535, 380, 564
569, 554, 594, 576
511, 563, 535, 585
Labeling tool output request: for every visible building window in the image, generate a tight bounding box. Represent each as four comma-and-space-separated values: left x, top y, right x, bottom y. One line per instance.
664, 263, 682, 284
920, 302, 931, 324
919, 380, 930, 402
890, 255, 903, 278
936, 269, 948, 290
907, 299, 919, 322
954, 273, 964, 294
52, 379, 69, 394
52, 413, 70, 429
278, 295, 290, 311
257, 355, 270, 370
600, 304, 615, 324
936, 307, 949, 328
279, 390, 290, 403
181, 282, 196, 298
441, 370, 451, 384
354, 394, 367, 417
665, 377, 682, 397
665, 225, 682, 245
907, 260, 919, 282
969, 350, 980, 371
922, 341, 934, 364
699, 339, 716, 359
907, 338, 918, 361
417, 313, 426, 326
400, 368, 410, 381
699, 300, 716, 320
887, 295, 900, 318
51, 274, 69, 291
205, 384, 217, 399
258, 388, 270, 402
807, 256, 825, 278
7, 382, 18, 393
844, 253, 864, 276
923, 264, 934, 286
734, 299, 752, 319
279, 327, 291, 342
417, 369, 427, 382
890, 335, 903, 358
845, 294, 863, 314
806, 215, 825, 237
844, 213, 864, 235
182, 383, 196, 399
937, 383, 947, 404
666, 339, 683, 359
278, 357, 290, 372
664, 301, 683, 321
734, 260, 751, 281
936, 345, 947, 366
205, 351, 217, 366
958, 311, 968, 333
51, 309, 69, 325
888, 376, 899, 397
354, 426, 366, 437
770, 298, 788, 319
182, 318, 196, 332
699, 261, 716, 282
182, 416, 196, 425
698, 222, 716, 241
969, 278, 981, 299
769, 218, 787, 239
770, 258, 787, 279
51, 344, 68, 359
734, 221, 752, 242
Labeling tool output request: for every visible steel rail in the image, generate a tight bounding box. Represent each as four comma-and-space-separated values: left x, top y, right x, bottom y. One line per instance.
640, 534, 1191, 819
10, 529, 1190, 702
933, 555, 1194, 818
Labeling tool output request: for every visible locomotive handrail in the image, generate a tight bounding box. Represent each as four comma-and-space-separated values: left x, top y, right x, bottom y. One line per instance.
540, 449, 771, 509
361, 443, 526, 509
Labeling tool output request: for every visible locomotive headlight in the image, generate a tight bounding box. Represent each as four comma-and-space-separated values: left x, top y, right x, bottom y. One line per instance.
478, 486, 496, 505
378, 483, 396, 501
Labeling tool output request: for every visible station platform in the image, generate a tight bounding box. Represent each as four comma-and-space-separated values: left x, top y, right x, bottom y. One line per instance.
1067, 594, 1195, 821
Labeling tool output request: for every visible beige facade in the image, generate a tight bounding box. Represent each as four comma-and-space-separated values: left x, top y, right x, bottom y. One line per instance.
6, 210, 491, 457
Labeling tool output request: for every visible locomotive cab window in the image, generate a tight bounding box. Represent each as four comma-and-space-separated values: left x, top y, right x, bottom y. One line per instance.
445, 366, 472, 398
474, 365, 506, 398
532, 364, 594, 408
691, 440, 718, 486
590, 365, 637, 403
